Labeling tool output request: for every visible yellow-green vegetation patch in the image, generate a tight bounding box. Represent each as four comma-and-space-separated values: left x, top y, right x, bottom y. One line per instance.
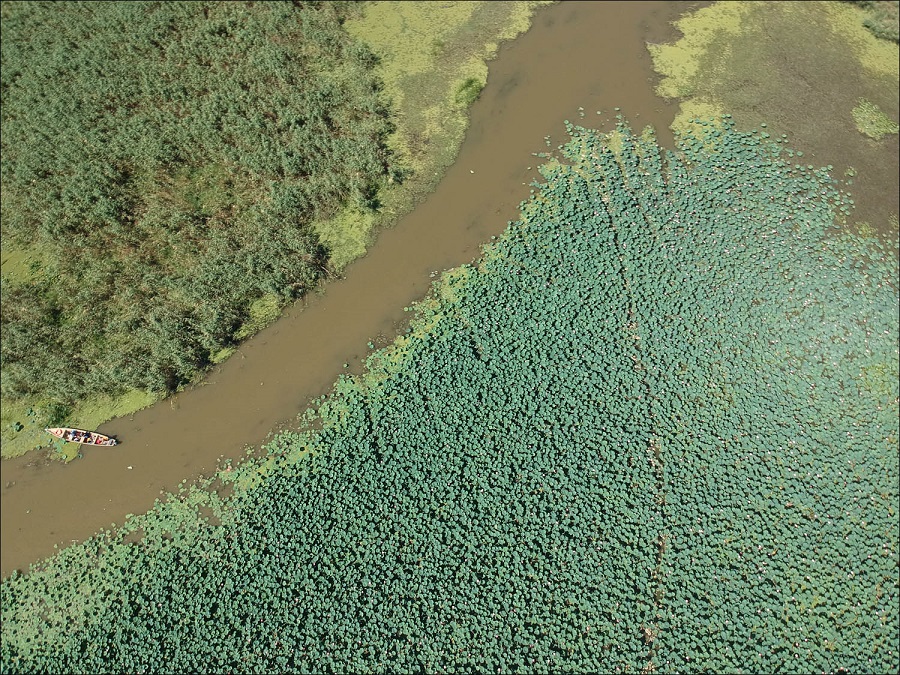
210, 347, 236, 365
852, 97, 900, 138
1, 399, 53, 459
0, 245, 52, 287
824, 1, 899, 77
233, 293, 283, 341
859, 359, 900, 405
651, 2, 898, 102
648, 2, 752, 100
345, 1, 550, 233
668, 98, 726, 137
311, 206, 377, 273
649, 0, 899, 236
346, 2, 481, 86
68, 390, 158, 432
435, 264, 474, 305
0, 389, 157, 460
854, 220, 879, 238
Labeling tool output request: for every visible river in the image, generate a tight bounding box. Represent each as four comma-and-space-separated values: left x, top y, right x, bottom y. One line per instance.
1, 1, 694, 578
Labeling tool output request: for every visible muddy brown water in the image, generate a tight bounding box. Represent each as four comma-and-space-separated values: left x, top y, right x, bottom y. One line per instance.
0, 1, 695, 578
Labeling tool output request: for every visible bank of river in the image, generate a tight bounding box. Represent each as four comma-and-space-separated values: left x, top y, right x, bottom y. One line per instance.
1, 0, 695, 578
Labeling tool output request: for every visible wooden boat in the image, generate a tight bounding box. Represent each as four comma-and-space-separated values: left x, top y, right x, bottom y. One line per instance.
45, 427, 117, 446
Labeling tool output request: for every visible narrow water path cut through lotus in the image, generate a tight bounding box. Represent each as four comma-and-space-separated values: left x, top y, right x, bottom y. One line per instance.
1, 1, 694, 578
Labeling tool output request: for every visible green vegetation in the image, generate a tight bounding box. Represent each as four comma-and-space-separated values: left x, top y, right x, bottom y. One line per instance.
852, 97, 900, 137
3, 118, 896, 673
455, 76, 484, 106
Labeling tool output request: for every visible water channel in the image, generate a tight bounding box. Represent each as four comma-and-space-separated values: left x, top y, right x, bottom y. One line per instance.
0, 1, 696, 578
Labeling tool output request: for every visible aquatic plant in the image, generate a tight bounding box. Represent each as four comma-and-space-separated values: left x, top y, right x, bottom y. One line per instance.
852, 97, 900, 138
2, 118, 897, 673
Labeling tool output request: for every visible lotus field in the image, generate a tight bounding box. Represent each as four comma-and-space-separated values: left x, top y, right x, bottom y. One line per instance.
2, 118, 897, 673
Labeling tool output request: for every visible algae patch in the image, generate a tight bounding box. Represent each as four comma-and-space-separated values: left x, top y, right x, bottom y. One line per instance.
1, 390, 158, 461
852, 97, 900, 138
648, 2, 752, 100
311, 206, 376, 273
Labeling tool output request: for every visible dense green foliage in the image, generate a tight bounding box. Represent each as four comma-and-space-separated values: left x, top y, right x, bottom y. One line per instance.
0, 0, 395, 400
2, 119, 897, 673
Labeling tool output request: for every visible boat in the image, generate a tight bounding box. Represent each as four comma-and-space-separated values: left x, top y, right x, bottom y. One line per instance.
45, 427, 118, 446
